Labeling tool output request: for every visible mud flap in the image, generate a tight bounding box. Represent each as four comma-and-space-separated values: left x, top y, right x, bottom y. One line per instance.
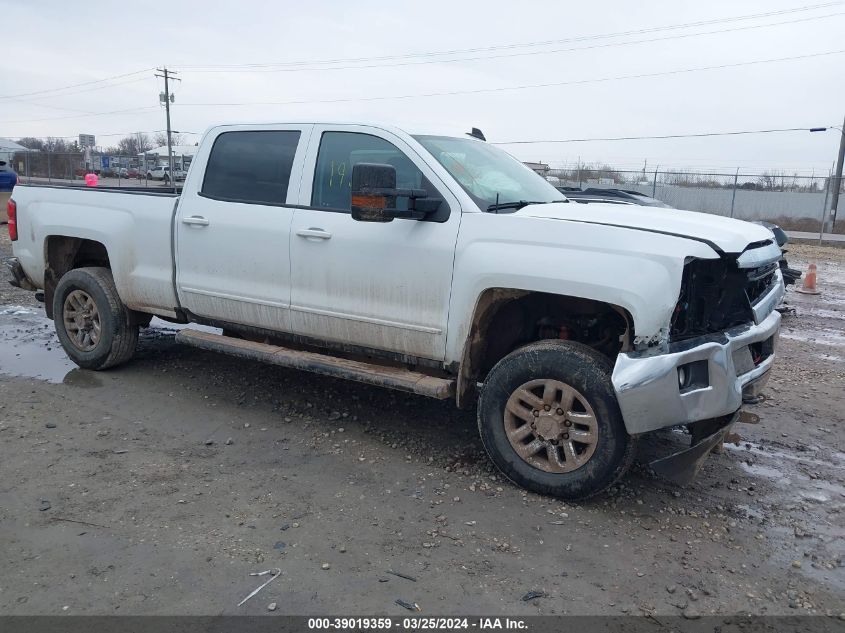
650, 410, 739, 485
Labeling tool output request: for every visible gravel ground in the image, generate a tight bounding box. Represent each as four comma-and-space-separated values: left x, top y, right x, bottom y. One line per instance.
0, 231, 843, 616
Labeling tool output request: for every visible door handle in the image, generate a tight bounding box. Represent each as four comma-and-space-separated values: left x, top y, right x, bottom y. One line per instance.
182, 215, 209, 226
296, 228, 332, 240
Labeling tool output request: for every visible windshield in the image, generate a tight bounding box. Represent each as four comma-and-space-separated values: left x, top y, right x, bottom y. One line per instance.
414, 135, 565, 210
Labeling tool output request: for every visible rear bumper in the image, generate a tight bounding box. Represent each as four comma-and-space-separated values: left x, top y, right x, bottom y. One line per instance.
612, 308, 781, 435
4, 256, 37, 291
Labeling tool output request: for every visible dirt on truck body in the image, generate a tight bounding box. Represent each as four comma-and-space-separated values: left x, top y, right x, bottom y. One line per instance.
0, 231, 844, 617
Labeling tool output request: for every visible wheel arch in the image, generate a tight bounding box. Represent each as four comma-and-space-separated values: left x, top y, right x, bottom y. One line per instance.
43, 236, 111, 319
455, 287, 635, 409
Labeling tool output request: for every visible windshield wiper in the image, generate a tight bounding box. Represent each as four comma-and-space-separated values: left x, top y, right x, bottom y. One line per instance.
486, 200, 553, 213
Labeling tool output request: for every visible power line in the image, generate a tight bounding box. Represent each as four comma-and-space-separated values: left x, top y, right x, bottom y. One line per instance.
3, 95, 97, 115
176, 49, 845, 108
0, 106, 160, 125
174, 2, 841, 70
5, 45, 839, 130
0, 68, 155, 101
176, 11, 845, 74
492, 128, 829, 144
0, 2, 836, 105
0, 130, 201, 140
10, 75, 154, 102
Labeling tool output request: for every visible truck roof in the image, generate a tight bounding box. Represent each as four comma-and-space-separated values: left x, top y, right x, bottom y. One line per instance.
201, 121, 478, 140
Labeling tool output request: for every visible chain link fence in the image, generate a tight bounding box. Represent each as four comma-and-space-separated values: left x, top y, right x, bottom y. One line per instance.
547, 167, 842, 234
8, 150, 193, 189
8, 149, 843, 234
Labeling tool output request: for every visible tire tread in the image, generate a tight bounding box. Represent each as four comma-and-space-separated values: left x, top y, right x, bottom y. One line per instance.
478, 339, 635, 500
53, 267, 138, 370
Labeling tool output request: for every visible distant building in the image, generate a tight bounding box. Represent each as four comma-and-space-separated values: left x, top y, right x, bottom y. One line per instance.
0, 138, 33, 169
523, 161, 550, 176
139, 144, 198, 171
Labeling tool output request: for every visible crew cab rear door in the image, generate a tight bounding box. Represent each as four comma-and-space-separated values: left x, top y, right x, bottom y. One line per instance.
289, 125, 461, 361
175, 125, 311, 331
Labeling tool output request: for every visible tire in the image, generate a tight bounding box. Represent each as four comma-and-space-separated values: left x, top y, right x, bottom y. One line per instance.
477, 340, 635, 500
146, 172, 152, 180
53, 267, 139, 370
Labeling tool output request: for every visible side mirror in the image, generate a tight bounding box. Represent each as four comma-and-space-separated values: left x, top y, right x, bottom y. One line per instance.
350, 163, 441, 222
351, 163, 399, 223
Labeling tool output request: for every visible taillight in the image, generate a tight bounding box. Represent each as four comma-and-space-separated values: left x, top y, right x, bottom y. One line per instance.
7, 198, 17, 241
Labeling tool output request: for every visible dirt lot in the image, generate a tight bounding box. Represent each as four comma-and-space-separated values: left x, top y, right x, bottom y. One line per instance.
0, 231, 843, 617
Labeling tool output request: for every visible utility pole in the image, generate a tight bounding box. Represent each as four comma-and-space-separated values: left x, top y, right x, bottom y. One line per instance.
830, 113, 845, 230
155, 67, 180, 188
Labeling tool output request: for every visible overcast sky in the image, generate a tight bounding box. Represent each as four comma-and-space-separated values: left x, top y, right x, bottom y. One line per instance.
1, 0, 843, 175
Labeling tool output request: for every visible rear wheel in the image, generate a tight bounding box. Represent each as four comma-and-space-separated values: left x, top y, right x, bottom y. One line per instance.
477, 340, 634, 499
53, 267, 138, 370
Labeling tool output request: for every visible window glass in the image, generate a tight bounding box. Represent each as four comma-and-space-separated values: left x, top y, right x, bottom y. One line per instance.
414, 135, 564, 210
202, 130, 301, 205
311, 132, 425, 211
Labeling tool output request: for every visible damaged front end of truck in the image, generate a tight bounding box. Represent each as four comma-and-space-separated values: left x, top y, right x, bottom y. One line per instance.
612, 241, 785, 484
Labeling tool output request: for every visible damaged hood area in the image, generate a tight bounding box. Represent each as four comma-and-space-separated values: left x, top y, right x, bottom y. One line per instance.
514, 202, 775, 254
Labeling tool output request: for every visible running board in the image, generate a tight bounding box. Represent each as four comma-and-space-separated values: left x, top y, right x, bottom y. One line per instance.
175, 329, 455, 400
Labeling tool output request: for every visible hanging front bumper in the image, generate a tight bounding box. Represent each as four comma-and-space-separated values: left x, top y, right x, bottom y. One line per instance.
612, 308, 781, 436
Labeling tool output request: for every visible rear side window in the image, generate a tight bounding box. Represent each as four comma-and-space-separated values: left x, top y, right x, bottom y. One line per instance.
202, 131, 301, 205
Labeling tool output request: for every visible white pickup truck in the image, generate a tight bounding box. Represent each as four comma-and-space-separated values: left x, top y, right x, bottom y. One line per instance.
5, 122, 785, 499
146, 165, 185, 182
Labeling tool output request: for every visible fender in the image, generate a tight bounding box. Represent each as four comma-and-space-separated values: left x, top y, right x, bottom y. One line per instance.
445, 213, 720, 368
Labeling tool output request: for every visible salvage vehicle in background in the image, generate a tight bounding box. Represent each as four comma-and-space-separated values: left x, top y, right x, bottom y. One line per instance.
6, 122, 785, 499
558, 186, 801, 287
557, 187, 673, 208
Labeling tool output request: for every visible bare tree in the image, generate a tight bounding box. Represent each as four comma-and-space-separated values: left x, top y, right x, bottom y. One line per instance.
115, 133, 153, 156
16, 137, 45, 150
153, 131, 184, 148
43, 137, 71, 153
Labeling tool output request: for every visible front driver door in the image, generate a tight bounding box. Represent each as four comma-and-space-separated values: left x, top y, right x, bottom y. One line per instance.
289, 126, 461, 361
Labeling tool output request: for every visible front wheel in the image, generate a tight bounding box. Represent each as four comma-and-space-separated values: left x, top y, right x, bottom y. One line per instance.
53, 267, 139, 370
477, 340, 635, 500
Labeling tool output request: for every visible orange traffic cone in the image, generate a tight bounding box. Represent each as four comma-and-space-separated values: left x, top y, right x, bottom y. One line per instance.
796, 263, 820, 295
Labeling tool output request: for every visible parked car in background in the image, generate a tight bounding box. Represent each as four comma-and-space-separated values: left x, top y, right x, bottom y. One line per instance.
557, 186, 801, 287
558, 187, 672, 208
0, 160, 16, 223
145, 165, 185, 183
0, 160, 17, 192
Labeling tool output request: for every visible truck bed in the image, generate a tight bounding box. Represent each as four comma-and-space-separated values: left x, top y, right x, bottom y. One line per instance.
10, 183, 181, 317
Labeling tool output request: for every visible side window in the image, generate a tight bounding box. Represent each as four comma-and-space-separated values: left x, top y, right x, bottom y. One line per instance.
311, 132, 427, 211
201, 130, 301, 205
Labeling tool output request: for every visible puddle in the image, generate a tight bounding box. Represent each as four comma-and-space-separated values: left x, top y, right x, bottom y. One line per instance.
806, 307, 845, 321
0, 305, 37, 316
780, 328, 845, 348
734, 445, 845, 502
725, 441, 845, 471
0, 308, 218, 385
0, 332, 79, 383
739, 461, 790, 482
